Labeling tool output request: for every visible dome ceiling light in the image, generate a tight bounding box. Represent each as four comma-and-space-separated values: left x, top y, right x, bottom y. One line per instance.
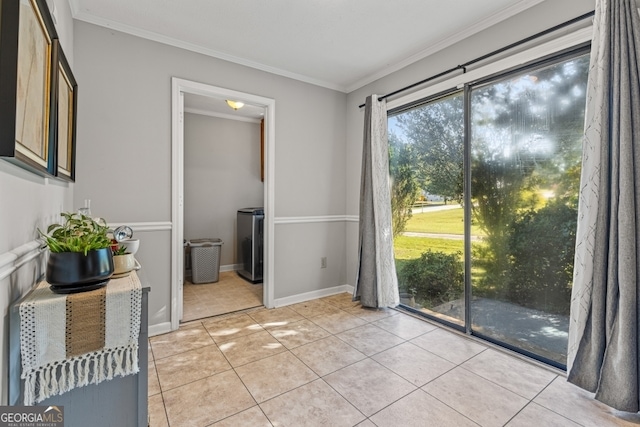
226, 100, 244, 110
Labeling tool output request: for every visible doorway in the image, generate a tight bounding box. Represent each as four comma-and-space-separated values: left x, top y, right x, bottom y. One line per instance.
170, 77, 275, 330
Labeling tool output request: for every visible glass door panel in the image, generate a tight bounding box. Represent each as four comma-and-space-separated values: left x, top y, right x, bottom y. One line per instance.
469, 54, 590, 366
389, 92, 465, 326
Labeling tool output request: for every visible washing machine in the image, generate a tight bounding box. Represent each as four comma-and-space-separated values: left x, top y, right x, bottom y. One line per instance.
237, 207, 264, 283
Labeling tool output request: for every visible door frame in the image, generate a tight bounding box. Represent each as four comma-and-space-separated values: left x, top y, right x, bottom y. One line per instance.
170, 77, 275, 330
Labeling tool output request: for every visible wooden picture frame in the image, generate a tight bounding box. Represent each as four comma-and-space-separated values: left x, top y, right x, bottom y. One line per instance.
53, 41, 77, 181
0, 0, 58, 176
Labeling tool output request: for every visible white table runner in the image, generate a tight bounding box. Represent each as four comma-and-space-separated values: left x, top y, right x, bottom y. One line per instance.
19, 273, 142, 405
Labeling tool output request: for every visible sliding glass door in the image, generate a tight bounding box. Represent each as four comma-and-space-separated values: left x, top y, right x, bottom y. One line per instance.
469, 53, 589, 365
389, 92, 465, 326
390, 48, 590, 367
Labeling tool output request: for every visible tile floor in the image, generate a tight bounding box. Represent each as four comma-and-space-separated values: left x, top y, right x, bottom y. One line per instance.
148, 293, 640, 427
182, 271, 263, 322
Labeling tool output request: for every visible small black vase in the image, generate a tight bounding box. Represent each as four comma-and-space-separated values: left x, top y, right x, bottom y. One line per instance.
46, 248, 114, 294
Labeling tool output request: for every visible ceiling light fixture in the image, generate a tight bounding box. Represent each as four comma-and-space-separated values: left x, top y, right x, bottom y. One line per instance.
226, 100, 244, 110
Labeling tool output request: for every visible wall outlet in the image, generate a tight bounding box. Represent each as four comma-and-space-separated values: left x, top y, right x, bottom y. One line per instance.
321, 257, 327, 268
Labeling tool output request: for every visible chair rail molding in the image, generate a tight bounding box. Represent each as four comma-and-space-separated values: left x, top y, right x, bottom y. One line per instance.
108, 221, 172, 232
0, 240, 45, 281
274, 215, 357, 224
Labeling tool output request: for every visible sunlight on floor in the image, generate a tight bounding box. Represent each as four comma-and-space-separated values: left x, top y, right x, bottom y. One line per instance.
182, 271, 263, 322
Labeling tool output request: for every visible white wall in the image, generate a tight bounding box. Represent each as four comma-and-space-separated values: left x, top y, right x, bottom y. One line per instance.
0, 0, 75, 404
344, 0, 595, 287
72, 21, 348, 331
274, 222, 347, 300
184, 113, 263, 267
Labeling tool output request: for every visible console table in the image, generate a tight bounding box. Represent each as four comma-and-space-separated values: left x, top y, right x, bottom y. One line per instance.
9, 271, 150, 427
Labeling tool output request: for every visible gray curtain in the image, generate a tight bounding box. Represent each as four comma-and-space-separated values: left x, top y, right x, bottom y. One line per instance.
353, 95, 399, 308
567, 0, 640, 412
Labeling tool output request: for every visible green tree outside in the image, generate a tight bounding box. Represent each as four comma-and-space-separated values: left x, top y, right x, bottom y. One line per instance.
389, 133, 421, 237
390, 53, 589, 316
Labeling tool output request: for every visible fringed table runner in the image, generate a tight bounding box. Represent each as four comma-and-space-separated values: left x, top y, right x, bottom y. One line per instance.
19, 272, 142, 405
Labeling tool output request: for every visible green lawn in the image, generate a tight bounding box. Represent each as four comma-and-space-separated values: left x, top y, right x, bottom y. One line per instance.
394, 235, 463, 260
405, 207, 485, 236
393, 232, 487, 284
394, 207, 490, 286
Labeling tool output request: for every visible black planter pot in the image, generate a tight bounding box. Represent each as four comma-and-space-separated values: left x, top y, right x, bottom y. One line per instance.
46, 248, 114, 294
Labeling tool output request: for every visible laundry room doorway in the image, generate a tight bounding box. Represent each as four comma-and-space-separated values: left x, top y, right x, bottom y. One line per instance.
170, 78, 275, 330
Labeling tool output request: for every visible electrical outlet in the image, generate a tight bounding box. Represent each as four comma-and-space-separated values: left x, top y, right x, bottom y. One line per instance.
321, 257, 327, 268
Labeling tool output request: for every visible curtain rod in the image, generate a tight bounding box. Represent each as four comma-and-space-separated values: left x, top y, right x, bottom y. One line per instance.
358, 10, 595, 109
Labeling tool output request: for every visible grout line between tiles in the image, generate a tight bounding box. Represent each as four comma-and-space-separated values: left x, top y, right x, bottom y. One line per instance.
284, 323, 428, 423
157, 390, 171, 427
420, 387, 487, 427
514, 378, 585, 426
290, 377, 368, 424
154, 294, 584, 427
457, 358, 559, 402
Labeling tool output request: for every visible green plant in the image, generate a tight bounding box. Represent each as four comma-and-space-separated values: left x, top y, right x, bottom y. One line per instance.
398, 249, 464, 307
39, 212, 112, 255
506, 200, 577, 314
112, 245, 128, 256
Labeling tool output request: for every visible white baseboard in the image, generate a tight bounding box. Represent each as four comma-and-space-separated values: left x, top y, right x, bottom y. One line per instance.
152, 284, 354, 333
219, 264, 242, 272
274, 284, 354, 308
148, 322, 172, 337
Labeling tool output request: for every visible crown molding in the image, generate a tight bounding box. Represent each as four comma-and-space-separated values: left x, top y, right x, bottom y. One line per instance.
345, 0, 546, 92
71, 11, 348, 93
71, 0, 546, 94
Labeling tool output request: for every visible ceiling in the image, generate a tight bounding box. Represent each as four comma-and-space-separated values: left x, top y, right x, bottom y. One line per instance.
68, 0, 546, 94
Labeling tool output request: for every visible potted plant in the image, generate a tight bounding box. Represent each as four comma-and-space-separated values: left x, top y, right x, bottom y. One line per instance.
39, 212, 114, 293
111, 244, 136, 278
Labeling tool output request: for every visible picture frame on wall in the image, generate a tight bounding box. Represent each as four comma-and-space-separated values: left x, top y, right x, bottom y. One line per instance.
0, 0, 58, 176
53, 40, 77, 181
